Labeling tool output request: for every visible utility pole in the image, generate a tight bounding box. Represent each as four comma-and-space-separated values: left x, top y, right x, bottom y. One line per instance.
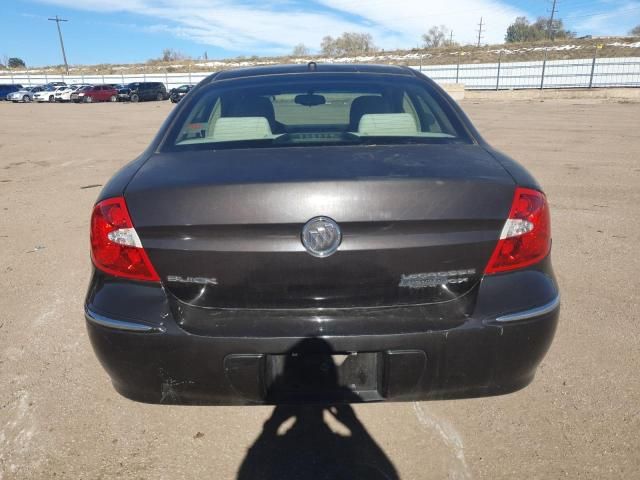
48, 15, 69, 74
476, 17, 484, 47
547, 0, 558, 41
449, 30, 454, 46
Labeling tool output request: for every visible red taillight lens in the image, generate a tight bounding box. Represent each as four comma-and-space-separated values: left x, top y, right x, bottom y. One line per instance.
484, 187, 551, 274
90, 197, 160, 282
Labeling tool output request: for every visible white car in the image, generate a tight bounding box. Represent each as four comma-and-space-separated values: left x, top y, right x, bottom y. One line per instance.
33, 86, 67, 103
55, 84, 92, 102
6, 86, 45, 103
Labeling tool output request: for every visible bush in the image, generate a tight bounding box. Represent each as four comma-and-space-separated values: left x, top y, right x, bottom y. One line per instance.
8, 57, 26, 68
160, 49, 188, 62
292, 44, 310, 56
320, 33, 376, 56
422, 26, 448, 48
505, 16, 574, 43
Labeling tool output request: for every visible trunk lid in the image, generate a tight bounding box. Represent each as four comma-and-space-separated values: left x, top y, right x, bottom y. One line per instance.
125, 145, 514, 308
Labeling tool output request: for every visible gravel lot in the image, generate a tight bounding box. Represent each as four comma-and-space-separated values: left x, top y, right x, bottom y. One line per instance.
0, 98, 638, 479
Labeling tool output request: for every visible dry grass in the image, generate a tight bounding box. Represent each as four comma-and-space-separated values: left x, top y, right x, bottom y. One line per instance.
2, 36, 638, 75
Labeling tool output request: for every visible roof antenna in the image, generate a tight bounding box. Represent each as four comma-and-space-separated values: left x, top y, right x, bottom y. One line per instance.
307, 61, 317, 71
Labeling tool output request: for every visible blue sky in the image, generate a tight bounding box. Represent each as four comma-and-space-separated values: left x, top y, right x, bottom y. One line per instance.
1, 0, 639, 67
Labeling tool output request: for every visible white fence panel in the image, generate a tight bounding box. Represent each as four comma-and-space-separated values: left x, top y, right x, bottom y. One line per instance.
1, 57, 639, 91
412, 56, 640, 89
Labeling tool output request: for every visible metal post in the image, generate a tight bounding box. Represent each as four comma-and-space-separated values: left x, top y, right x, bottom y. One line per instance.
456, 52, 460, 84
496, 51, 502, 91
27, 72, 31, 87
477, 17, 484, 48
547, 0, 558, 41
102, 74, 105, 84
589, 46, 598, 88
540, 49, 548, 90
419, 55, 422, 72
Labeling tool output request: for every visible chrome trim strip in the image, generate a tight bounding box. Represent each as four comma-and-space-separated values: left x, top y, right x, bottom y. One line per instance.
495, 295, 560, 323
85, 308, 165, 333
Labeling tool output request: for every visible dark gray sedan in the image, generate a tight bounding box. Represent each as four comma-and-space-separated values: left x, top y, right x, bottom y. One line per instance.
85, 64, 559, 405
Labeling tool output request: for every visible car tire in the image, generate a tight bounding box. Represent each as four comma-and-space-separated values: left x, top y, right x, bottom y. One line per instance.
156, 93, 163, 101
131, 94, 139, 103
85, 96, 93, 103
110, 95, 117, 102
24, 95, 31, 103
48, 95, 55, 102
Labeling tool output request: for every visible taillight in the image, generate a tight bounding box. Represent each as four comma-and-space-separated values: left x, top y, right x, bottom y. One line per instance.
485, 187, 551, 274
90, 197, 160, 282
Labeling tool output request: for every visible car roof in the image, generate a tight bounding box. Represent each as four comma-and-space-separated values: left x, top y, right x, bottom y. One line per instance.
210, 63, 417, 83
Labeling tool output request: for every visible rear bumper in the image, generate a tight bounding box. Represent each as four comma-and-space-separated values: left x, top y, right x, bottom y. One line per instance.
85, 267, 559, 405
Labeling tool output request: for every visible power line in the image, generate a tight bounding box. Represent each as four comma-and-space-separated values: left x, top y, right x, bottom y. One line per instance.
476, 17, 484, 47
48, 15, 69, 75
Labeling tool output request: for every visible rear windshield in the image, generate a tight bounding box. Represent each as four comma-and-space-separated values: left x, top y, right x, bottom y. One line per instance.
164, 75, 472, 151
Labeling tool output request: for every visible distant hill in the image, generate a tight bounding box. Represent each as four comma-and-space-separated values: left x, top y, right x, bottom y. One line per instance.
4, 37, 639, 75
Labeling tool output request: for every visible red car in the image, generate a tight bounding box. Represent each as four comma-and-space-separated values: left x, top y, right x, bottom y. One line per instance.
75, 85, 118, 103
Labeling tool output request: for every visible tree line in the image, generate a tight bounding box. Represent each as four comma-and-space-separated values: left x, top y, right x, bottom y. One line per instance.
290, 20, 640, 57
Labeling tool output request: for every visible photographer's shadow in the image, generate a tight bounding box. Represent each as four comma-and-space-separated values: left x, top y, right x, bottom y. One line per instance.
237, 338, 399, 480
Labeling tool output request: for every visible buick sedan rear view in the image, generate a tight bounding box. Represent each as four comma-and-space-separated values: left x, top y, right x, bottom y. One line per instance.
85, 64, 559, 405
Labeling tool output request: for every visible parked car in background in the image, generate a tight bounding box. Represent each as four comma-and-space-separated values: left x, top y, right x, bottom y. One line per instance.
0, 84, 24, 100
75, 84, 118, 103
6, 85, 45, 103
70, 86, 90, 103
169, 84, 194, 103
56, 84, 92, 102
44, 81, 67, 88
33, 86, 67, 103
118, 82, 168, 102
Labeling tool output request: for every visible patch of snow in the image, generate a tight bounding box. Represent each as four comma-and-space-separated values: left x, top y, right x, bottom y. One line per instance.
608, 41, 640, 48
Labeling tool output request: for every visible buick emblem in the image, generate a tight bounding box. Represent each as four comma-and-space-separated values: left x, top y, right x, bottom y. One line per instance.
301, 217, 342, 257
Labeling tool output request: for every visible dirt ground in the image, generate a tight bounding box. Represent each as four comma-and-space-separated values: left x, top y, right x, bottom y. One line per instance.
0, 98, 638, 479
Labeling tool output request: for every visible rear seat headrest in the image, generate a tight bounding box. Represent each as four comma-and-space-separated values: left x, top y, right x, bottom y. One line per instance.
226, 96, 285, 133
349, 96, 391, 131
358, 113, 419, 136
211, 117, 274, 142
228, 96, 276, 122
